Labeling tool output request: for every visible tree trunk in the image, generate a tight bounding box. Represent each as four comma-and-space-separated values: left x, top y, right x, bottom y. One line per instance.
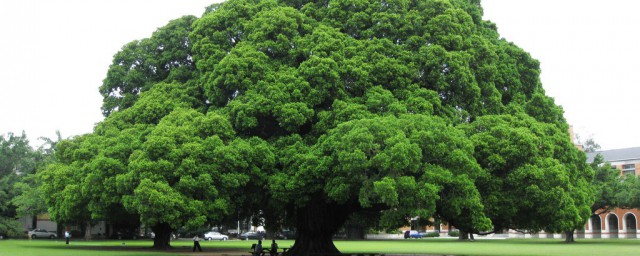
151, 223, 173, 249
56, 222, 64, 238
458, 230, 470, 240
345, 225, 365, 240
287, 202, 352, 255
564, 230, 575, 243
84, 221, 92, 241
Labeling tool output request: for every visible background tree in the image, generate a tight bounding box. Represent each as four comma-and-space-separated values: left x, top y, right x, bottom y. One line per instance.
589, 154, 622, 215
11, 132, 61, 233
616, 175, 640, 210
582, 138, 601, 153
462, 113, 592, 242
573, 132, 601, 153
0, 132, 38, 237
38, 134, 99, 240
46, 0, 593, 252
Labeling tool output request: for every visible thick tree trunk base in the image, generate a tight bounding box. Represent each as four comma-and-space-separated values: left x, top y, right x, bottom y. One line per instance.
288, 235, 340, 255
151, 223, 173, 249
458, 231, 475, 241
286, 201, 352, 255
84, 221, 92, 241
564, 231, 575, 243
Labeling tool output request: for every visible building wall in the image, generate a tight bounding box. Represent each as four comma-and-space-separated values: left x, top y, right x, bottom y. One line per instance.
584, 208, 639, 239
610, 161, 639, 176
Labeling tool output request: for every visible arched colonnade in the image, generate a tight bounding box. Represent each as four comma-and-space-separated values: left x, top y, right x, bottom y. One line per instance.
580, 209, 639, 239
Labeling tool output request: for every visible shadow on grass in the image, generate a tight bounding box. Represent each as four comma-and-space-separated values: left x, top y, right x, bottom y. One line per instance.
20, 243, 246, 254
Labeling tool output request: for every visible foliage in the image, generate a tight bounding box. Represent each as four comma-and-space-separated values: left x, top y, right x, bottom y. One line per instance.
589, 154, 622, 214
10, 132, 60, 222
0, 132, 40, 236
447, 230, 460, 237
461, 114, 593, 234
582, 138, 601, 153
43, 0, 593, 252
616, 174, 640, 209
424, 232, 440, 237
575, 133, 601, 153
0, 217, 22, 237
99, 16, 200, 116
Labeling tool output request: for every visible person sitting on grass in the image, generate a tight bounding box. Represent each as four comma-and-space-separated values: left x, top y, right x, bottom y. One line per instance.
270, 239, 278, 256
253, 240, 263, 256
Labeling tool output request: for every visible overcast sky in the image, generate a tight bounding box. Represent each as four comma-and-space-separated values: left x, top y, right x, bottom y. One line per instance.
482, 0, 640, 150
1, 0, 638, 150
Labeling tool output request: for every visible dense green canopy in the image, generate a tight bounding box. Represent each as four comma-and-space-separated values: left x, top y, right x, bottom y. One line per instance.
1, 132, 52, 238
41, 0, 593, 252
0, 133, 33, 237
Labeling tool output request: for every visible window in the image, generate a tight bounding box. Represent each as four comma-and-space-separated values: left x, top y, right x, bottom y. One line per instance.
622, 164, 636, 176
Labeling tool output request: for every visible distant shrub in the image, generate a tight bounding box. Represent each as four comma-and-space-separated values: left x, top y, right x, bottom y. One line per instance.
425, 232, 440, 238
448, 230, 460, 237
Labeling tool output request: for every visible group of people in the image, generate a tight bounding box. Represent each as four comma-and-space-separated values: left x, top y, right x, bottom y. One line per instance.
252, 239, 279, 256
192, 235, 280, 255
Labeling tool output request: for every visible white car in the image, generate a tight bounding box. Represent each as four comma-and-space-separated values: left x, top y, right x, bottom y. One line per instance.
28, 229, 57, 239
204, 231, 228, 240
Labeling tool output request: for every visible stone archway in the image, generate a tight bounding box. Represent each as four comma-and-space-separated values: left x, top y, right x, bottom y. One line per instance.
624, 213, 637, 239
607, 214, 619, 238
590, 215, 602, 238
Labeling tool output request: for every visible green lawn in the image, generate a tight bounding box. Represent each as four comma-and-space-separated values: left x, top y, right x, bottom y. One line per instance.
2, 238, 640, 256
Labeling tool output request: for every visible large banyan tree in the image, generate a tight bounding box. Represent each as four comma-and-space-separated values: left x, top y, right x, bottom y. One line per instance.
40, 0, 593, 253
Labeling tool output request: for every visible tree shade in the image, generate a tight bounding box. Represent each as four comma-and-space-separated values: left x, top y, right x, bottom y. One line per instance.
41, 0, 593, 252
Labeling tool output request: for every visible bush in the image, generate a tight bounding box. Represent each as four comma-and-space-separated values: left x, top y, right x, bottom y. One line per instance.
0, 219, 23, 238
448, 230, 460, 237
425, 232, 440, 238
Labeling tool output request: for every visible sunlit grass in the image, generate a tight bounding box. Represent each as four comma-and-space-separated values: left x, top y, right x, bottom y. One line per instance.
2, 238, 640, 256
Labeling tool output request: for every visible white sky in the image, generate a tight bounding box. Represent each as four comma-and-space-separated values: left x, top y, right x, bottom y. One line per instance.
482, 0, 640, 150
0, 0, 218, 147
1, 0, 638, 150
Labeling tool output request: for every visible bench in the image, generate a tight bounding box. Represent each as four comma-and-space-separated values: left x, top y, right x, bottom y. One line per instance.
246, 247, 290, 256
309, 253, 385, 256
243, 252, 385, 256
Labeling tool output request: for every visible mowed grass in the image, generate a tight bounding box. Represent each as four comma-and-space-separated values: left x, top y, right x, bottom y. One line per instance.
2, 238, 640, 256
335, 239, 640, 256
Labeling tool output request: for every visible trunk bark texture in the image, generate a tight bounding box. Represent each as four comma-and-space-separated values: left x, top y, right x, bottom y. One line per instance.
84, 221, 92, 241
564, 230, 575, 243
458, 230, 470, 240
152, 223, 173, 249
287, 202, 352, 255
346, 225, 365, 240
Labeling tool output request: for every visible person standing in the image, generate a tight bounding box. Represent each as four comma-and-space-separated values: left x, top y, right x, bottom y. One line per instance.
64, 230, 71, 245
193, 235, 202, 252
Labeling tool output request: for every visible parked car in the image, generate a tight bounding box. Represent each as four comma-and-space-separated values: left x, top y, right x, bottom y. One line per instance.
240, 231, 265, 240
140, 232, 177, 240
224, 229, 239, 237
113, 230, 141, 240
409, 230, 423, 239
28, 229, 57, 239
204, 231, 228, 240
275, 230, 296, 239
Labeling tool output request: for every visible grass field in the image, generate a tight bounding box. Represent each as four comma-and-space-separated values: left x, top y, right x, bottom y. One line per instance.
2, 238, 640, 256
